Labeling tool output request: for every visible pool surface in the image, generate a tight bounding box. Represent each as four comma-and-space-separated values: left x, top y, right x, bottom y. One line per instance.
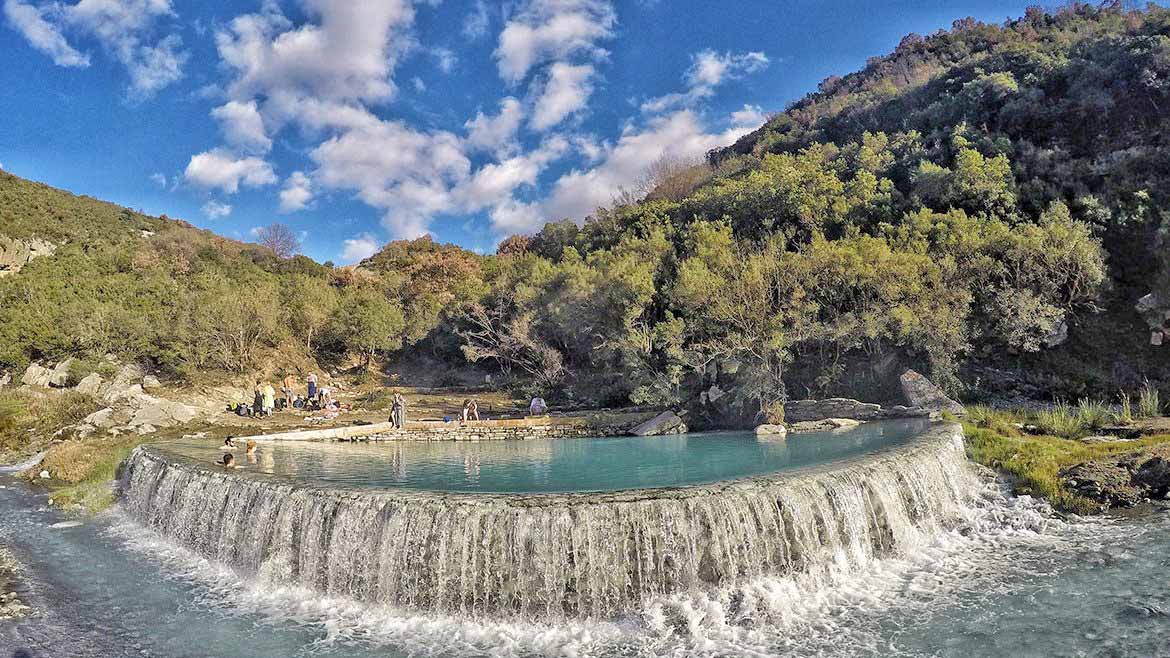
148, 417, 932, 493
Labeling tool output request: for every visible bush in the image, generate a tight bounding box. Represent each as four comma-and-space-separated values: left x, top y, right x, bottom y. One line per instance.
1139, 381, 1162, 418
1032, 401, 1086, 439
1075, 398, 1111, 431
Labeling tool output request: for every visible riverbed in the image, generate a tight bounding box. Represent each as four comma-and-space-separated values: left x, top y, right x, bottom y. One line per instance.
2, 472, 1169, 657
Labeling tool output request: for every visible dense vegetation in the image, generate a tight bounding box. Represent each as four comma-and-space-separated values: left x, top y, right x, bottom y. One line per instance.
3, 4, 1169, 423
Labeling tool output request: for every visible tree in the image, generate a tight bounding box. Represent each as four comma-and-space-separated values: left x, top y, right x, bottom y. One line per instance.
282, 275, 337, 352
330, 289, 405, 370
256, 223, 301, 258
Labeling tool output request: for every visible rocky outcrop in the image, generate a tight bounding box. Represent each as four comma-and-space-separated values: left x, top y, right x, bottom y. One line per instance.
74, 373, 104, 396
789, 418, 862, 433
754, 424, 787, 438
20, 364, 52, 387
784, 398, 883, 422
1060, 445, 1170, 509
0, 235, 55, 277
899, 370, 965, 416
631, 411, 687, 436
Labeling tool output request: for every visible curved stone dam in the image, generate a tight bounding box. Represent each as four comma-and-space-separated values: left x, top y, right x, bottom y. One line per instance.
119, 420, 974, 618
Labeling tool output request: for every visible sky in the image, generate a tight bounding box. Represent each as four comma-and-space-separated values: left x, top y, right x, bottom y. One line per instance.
0, 0, 1043, 264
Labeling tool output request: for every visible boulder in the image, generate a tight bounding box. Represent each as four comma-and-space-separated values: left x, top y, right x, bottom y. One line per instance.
103, 364, 145, 402
899, 370, 965, 416
142, 375, 162, 390
82, 408, 116, 429
20, 364, 52, 388
0, 372, 9, 388
631, 411, 687, 436
754, 424, 787, 438
789, 418, 862, 433
706, 385, 727, 404
784, 398, 883, 423
74, 373, 104, 396
1061, 461, 1143, 508
1043, 320, 1069, 348
45, 359, 74, 387
127, 397, 199, 429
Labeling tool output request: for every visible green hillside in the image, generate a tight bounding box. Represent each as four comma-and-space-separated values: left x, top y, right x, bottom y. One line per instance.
3, 4, 1169, 421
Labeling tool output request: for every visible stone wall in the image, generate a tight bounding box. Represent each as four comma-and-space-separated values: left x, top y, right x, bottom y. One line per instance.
243, 411, 657, 443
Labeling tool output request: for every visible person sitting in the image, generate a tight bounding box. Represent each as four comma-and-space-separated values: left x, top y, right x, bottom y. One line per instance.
217, 452, 236, 468
529, 396, 548, 416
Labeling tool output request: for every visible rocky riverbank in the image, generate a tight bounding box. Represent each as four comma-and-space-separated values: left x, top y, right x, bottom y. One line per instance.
1060, 445, 1170, 510
0, 545, 30, 620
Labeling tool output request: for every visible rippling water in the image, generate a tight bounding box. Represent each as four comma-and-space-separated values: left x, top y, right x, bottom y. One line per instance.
151, 418, 932, 493
4, 472, 1170, 657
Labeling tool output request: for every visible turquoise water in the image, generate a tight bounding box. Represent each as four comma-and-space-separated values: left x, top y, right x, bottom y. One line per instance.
4, 475, 1170, 657
149, 417, 932, 493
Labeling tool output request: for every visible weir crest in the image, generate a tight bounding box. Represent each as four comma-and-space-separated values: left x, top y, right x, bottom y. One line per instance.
119, 422, 976, 618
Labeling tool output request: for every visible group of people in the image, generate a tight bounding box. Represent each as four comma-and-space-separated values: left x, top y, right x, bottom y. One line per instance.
234, 373, 338, 418
217, 436, 257, 468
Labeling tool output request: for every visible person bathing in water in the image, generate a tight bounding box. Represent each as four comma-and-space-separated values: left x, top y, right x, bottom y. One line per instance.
217, 452, 236, 468
245, 440, 258, 464
223, 436, 238, 450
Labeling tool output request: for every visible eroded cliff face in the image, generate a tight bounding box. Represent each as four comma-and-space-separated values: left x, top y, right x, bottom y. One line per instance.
0, 235, 55, 276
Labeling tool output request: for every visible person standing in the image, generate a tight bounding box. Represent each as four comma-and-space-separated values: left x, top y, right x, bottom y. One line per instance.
252, 380, 264, 416
281, 373, 296, 408
467, 398, 480, 421
391, 392, 406, 429
306, 373, 318, 403
262, 381, 276, 417
529, 396, 547, 416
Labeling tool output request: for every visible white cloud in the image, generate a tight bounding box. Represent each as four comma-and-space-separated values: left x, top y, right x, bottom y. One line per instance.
491, 110, 756, 233
184, 148, 277, 194
730, 103, 767, 129
642, 49, 769, 114
149, 172, 167, 186
340, 232, 381, 263
494, 0, 615, 83
215, 1, 415, 109
462, 0, 489, 40
411, 76, 425, 92
3, 0, 90, 67
432, 46, 456, 73
211, 100, 271, 153
279, 170, 313, 212
464, 97, 524, 154
458, 135, 568, 209
531, 62, 593, 130
201, 200, 233, 219
4, 0, 188, 95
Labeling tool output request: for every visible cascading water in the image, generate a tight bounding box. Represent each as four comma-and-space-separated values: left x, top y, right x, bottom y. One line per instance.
118, 423, 976, 619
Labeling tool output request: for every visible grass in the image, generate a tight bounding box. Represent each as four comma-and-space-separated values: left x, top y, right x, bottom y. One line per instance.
1139, 380, 1162, 418
963, 414, 1170, 515
35, 436, 149, 514
0, 389, 101, 458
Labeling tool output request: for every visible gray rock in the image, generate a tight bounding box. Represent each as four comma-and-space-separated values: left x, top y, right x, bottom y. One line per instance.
82, 408, 116, 428
789, 418, 863, 433
754, 424, 787, 437
128, 397, 199, 428
706, 385, 726, 404
104, 364, 145, 402
45, 359, 74, 387
631, 411, 687, 436
142, 375, 162, 390
0, 235, 55, 277
20, 364, 52, 388
1044, 320, 1069, 348
0, 372, 9, 388
74, 373, 104, 396
784, 398, 883, 423
135, 424, 158, 436
899, 370, 965, 416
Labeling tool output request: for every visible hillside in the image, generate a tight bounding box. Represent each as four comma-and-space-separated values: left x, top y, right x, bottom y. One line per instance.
3, 4, 1170, 424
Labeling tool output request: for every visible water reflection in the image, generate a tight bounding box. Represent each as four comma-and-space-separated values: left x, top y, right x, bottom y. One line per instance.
155, 418, 931, 494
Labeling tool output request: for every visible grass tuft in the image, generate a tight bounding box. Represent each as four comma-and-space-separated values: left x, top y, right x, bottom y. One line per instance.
1139, 380, 1162, 418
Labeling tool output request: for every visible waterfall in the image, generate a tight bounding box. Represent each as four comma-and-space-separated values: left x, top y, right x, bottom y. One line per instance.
119, 423, 977, 619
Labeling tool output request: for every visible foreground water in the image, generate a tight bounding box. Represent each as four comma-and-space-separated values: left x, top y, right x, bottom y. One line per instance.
4, 473, 1170, 657
152, 418, 932, 493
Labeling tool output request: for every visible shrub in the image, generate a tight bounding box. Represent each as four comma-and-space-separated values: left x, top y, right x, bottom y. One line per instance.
1115, 391, 1134, 425
965, 405, 1022, 436
1032, 401, 1086, 439
1139, 381, 1162, 418
1075, 398, 1111, 431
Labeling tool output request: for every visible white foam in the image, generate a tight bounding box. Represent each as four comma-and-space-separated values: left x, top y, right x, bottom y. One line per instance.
105, 481, 1092, 658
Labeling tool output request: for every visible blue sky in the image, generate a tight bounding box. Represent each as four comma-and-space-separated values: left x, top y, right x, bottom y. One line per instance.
0, 0, 1041, 264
